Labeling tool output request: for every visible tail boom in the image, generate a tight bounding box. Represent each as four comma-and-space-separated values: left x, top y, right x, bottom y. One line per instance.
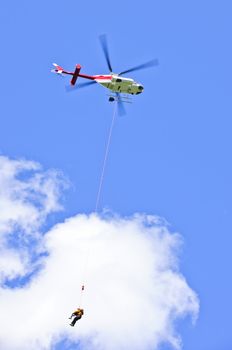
52, 63, 95, 85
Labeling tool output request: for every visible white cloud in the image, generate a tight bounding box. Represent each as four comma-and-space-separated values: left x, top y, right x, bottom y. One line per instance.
0, 155, 65, 236
0, 155, 66, 281
0, 248, 27, 282
0, 156, 199, 350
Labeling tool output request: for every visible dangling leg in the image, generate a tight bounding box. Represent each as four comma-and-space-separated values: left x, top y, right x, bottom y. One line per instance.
70, 315, 81, 327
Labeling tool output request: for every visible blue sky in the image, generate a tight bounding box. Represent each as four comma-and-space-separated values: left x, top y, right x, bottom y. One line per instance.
0, 0, 232, 349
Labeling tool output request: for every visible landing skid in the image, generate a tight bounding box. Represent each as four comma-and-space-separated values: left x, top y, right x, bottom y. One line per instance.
107, 94, 132, 103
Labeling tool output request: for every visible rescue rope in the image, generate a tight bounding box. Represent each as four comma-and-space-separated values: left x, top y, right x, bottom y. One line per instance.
78, 285, 85, 308
95, 102, 117, 212
78, 103, 117, 309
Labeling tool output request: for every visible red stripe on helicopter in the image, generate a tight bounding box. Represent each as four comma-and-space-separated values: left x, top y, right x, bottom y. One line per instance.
93, 75, 112, 80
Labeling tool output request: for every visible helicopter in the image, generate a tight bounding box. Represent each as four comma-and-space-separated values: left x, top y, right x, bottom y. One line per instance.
52, 35, 158, 113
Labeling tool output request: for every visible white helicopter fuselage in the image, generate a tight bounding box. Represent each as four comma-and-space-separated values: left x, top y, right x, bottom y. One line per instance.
52, 63, 146, 97
94, 74, 144, 95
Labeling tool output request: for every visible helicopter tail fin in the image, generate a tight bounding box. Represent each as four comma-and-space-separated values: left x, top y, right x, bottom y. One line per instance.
51, 63, 84, 85
70, 64, 82, 85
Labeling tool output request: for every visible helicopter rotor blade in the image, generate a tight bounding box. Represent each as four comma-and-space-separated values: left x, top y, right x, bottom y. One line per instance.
65, 80, 96, 92
99, 34, 113, 73
119, 58, 159, 76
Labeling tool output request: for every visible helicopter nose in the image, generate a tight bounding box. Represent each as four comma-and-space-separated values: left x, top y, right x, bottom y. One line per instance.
136, 85, 144, 94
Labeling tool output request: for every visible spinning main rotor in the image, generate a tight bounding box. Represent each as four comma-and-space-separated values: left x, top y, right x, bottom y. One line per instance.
99, 34, 159, 76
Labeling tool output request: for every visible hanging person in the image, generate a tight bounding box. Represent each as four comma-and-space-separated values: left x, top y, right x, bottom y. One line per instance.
69, 308, 84, 327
